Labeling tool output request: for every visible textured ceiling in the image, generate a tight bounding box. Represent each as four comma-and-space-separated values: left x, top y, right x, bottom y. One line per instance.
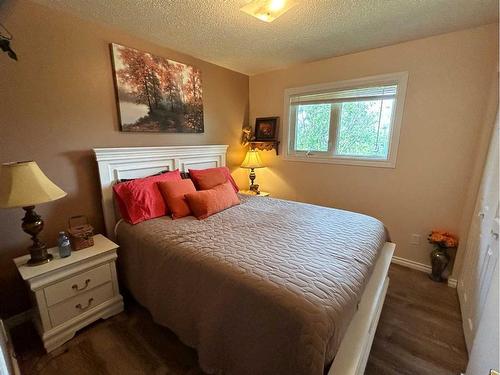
32, 0, 498, 75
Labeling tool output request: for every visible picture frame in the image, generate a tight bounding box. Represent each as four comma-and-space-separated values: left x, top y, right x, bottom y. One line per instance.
254, 117, 279, 141
110, 43, 204, 133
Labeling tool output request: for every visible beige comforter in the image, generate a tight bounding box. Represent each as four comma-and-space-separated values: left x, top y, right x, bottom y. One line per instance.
116, 195, 386, 375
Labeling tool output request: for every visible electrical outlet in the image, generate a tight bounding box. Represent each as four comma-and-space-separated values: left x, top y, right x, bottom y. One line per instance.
410, 234, 421, 245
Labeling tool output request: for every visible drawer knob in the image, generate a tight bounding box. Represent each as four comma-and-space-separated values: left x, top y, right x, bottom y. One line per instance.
75, 298, 94, 311
72, 279, 91, 291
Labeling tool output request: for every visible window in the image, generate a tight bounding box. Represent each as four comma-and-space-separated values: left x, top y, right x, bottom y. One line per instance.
283, 72, 408, 167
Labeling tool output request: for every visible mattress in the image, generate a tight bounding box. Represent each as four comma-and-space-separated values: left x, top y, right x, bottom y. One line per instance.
116, 195, 386, 375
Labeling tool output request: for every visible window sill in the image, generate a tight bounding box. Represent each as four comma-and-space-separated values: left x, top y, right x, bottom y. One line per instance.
282, 154, 396, 168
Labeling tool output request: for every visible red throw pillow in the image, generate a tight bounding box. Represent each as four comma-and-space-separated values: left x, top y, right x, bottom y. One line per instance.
158, 179, 196, 219
185, 181, 240, 220
113, 170, 181, 224
189, 167, 239, 193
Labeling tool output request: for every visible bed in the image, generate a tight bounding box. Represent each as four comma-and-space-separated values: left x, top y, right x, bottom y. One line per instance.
94, 145, 395, 375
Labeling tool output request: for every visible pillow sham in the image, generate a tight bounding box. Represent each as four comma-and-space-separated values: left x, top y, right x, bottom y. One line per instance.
189, 167, 239, 192
185, 181, 240, 220
113, 169, 182, 224
158, 179, 196, 219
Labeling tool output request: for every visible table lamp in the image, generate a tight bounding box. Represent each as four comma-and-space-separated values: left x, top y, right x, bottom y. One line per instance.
0, 161, 66, 266
240, 149, 264, 193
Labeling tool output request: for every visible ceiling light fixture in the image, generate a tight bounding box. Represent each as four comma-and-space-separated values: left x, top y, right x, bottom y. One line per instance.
240, 0, 297, 23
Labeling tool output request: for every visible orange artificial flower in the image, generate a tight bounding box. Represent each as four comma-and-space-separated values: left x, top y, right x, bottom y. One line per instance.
428, 230, 459, 248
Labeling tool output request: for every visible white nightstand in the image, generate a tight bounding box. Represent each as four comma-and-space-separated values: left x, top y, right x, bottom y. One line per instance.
239, 190, 270, 197
13, 234, 124, 352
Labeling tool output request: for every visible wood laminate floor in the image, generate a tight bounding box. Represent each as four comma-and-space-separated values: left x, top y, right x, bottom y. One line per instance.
11, 264, 467, 375
365, 265, 467, 375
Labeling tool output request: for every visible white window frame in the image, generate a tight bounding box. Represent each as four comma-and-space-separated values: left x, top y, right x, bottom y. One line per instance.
282, 72, 408, 168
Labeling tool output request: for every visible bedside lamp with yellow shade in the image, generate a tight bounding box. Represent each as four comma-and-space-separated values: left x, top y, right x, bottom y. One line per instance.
240, 149, 264, 194
0, 161, 66, 266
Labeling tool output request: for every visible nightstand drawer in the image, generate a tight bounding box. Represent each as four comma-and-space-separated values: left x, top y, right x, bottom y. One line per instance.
48, 282, 114, 327
44, 263, 112, 307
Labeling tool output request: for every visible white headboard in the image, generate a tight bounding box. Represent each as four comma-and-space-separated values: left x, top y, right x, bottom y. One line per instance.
93, 145, 228, 239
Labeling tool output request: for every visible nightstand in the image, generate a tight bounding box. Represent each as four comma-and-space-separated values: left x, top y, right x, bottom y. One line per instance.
13, 234, 123, 352
239, 190, 270, 197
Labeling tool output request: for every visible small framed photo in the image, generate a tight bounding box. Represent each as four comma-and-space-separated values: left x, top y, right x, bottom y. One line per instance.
254, 117, 279, 141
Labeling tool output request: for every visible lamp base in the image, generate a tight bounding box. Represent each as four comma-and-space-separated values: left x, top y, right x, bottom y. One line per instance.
249, 184, 260, 193
22, 206, 52, 267
248, 168, 260, 194
27, 253, 53, 266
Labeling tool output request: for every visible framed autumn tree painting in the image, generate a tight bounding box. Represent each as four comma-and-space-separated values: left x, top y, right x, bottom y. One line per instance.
110, 43, 204, 133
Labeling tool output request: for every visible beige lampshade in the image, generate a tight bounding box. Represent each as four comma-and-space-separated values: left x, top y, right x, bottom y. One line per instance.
241, 149, 264, 169
0, 161, 66, 208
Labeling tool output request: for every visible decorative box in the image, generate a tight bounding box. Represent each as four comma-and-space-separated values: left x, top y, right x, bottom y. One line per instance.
67, 215, 94, 250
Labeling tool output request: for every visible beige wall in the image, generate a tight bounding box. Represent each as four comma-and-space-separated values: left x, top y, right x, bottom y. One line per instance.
0, 0, 249, 318
249, 24, 498, 270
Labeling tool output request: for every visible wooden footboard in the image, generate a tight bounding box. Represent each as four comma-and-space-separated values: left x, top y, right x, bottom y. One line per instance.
328, 242, 395, 375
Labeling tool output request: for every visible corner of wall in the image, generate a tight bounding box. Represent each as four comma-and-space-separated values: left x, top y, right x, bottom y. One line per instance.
452, 68, 499, 281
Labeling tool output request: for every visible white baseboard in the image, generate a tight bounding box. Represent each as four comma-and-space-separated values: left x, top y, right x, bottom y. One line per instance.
391, 256, 432, 273
4, 309, 33, 331
391, 256, 457, 288
447, 278, 458, 288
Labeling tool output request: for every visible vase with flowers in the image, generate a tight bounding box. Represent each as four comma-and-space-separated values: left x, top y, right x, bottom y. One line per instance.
428, 230, 458, 282
428, 230, 459, 282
